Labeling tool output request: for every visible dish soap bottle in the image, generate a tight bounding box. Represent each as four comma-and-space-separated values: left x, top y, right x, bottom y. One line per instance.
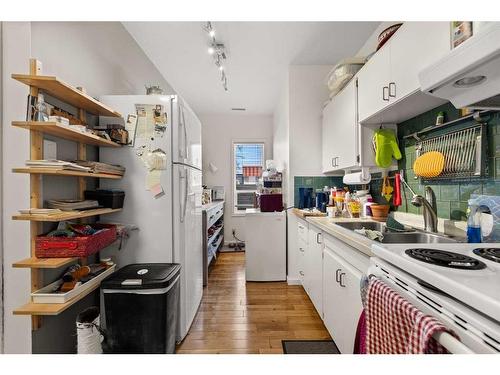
466, 200, 482, 243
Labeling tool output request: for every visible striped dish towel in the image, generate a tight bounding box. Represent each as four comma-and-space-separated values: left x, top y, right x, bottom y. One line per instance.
365, 278, 457, 354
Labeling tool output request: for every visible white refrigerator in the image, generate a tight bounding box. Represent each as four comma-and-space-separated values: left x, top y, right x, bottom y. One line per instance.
99, 95, 203, 342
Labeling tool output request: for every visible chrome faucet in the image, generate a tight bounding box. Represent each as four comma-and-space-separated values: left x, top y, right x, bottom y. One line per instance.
399, 172, 438, 233
411, 186, 438, 233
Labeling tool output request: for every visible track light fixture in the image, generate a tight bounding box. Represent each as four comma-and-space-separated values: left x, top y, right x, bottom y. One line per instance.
204, 21, 228, 91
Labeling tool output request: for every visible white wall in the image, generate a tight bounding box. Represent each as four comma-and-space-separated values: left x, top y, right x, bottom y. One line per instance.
0, 21, 4, 354
201, 114, 273, 243
272, 79, 290, 205
2, 21, 174, 354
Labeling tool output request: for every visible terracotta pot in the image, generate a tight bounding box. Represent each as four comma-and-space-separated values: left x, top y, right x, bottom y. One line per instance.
370, 204, 390, 221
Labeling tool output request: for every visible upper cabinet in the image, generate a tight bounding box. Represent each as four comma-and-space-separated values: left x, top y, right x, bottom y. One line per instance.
322, 79, 359, 173
358, 22, 450, 124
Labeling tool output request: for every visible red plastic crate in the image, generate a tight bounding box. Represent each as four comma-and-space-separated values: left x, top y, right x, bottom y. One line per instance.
35, 224, 117, 258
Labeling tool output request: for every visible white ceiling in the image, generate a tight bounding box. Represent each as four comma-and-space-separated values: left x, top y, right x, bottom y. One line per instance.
123, 22, 379, 115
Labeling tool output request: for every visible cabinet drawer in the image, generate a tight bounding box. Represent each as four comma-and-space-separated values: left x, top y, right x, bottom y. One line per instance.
297, 219, 308, 243
322, 232, 369, 273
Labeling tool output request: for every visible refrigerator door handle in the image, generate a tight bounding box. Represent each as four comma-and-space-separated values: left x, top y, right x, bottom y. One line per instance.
179, 105, 188, 162
179, 169, 188, 223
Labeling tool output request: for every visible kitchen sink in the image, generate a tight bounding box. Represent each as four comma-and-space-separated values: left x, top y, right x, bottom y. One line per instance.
380, 232, 458, 244
335, 221, 386, 232
334, 221, 459, 244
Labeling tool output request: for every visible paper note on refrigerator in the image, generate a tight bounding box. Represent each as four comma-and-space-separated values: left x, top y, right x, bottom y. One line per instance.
146, 170, 162, 191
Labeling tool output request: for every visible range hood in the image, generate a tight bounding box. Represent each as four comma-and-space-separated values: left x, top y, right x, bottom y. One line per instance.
419, 23, 500, 110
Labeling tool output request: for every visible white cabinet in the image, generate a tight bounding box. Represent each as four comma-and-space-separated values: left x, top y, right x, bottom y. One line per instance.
304, 226, 323, 315
357, 45, 391, 123
323, 246, 364, 354
358, 22, 450, 124
322, 78, 359, 173
297, 220, 308, 283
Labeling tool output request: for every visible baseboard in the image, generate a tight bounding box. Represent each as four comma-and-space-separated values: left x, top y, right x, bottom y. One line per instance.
287, 277, 302, 285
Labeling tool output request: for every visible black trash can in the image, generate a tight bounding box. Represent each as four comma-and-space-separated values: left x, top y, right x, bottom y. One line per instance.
101, 263, 181, 353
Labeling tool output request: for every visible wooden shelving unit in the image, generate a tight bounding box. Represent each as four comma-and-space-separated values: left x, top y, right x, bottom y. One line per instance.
12, 208, 121, 222
13, 257, 78, 269
12, 121, 121, 147
11, 74, 122, 117
11, 59, 123, 328
13, 283, 102, 316
12, 167, 122, 179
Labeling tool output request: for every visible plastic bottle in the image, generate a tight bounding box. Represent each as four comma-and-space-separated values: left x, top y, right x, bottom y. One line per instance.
466, 200, 482, 243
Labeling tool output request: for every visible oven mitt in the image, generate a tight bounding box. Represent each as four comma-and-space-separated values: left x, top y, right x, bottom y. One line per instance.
373, 128, 402, 168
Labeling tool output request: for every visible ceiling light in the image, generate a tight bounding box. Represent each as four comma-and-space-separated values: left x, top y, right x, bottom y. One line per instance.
204, 21, 229, 91
453, 75, 487, 88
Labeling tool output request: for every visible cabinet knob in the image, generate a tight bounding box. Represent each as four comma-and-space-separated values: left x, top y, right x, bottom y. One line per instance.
299, 247, 304, 252
299, 271, 304, 276
382, 86, 389, 101
389, 82, 396, 98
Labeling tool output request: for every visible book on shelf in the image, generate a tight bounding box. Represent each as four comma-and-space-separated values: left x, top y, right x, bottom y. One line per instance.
25, 159, 92, 172
18, 208, 64, 216
47, 199, 100, 211
72, 160, 125, 176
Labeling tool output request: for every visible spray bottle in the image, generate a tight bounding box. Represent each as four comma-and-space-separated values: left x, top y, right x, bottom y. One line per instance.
467, 199, 482, 243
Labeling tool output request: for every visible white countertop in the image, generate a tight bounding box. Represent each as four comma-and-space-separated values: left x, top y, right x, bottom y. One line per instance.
245, 208, 285, 216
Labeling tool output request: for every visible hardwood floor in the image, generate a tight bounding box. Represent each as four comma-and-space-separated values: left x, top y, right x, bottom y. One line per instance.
176, 251, 331, 354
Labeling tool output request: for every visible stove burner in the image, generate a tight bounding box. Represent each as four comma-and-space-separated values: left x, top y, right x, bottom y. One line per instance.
473, 248, 500, 263
405, 248, 486, 270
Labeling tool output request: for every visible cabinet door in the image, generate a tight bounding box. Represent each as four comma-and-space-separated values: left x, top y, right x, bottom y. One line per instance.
322, 99, 336, 173
333, 79, 359, 171
357, 44, 391, 123
388, 22, 450, 102
322, 79, 359, 173
306, 226, 323, 315
323, 247, 364, 354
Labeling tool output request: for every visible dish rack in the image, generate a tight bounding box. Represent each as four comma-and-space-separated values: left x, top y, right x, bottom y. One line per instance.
415, 124, 487, 180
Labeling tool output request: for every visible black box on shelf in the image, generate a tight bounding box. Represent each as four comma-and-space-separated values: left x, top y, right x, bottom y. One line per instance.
84, 189, 125, 209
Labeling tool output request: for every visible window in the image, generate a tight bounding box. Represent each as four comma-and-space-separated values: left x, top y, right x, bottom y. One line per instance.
232, 142, 265, 215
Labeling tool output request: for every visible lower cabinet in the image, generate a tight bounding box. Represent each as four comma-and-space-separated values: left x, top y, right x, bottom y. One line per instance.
304, 225, 323, 315
322, 246, 364, 354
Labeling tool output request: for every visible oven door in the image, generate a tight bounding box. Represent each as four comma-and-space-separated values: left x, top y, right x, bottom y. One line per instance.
368, 257, 500, 354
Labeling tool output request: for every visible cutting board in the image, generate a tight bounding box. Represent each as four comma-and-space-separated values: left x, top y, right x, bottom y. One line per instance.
293, 208, 327, 218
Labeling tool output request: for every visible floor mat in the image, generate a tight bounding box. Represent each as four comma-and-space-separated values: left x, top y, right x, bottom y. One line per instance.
282, 340, 340, 354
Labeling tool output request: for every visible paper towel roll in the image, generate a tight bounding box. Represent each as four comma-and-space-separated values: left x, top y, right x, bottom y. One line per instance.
343, 170, 371, 185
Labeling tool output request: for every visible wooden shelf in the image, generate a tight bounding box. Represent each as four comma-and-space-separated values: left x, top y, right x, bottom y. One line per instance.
12, 167, 123, 179
13, 257, 78, 269
12, 121, 121, 147
12, 74, 122, 117
13, 283, 101, 316
12, 208, 121, 222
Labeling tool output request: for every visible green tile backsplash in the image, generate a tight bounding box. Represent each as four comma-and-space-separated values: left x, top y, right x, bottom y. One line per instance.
294, 104, 499, 220
394, 102, 500, 221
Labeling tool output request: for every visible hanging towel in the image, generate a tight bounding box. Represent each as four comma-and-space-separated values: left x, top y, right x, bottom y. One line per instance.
354, 310, 367, 354
373, 128, 402, 168
365, 278, 458, 354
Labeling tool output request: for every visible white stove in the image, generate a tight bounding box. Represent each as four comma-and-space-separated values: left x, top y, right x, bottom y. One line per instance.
370, 243, 500, 353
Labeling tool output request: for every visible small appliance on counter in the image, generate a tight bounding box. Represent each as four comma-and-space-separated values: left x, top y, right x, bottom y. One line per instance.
256, 160, 283, 212
211, 186, 225, 201
298, 187, 314, 209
